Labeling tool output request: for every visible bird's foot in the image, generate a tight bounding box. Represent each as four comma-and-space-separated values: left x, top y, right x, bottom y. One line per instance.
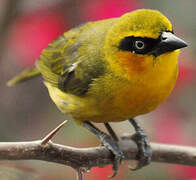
100, 132, 124, 178
83, 121, 124, 178
129, 130, 152, 170
128, 118, 152, 170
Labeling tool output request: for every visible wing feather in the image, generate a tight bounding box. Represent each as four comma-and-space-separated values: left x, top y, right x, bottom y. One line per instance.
36, 20, 115, 95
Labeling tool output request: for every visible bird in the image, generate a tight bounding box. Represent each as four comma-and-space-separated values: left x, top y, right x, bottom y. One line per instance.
7, 9, 187, 178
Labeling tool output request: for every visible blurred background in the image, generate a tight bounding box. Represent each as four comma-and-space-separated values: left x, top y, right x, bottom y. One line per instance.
0, 0, 195, 179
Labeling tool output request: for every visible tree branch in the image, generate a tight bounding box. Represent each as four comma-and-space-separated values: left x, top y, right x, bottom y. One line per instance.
0, 121, 195, 180
0, 136, 196, 171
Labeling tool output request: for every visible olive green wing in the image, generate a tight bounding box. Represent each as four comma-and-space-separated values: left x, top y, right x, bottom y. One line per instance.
36, 21, 108, 96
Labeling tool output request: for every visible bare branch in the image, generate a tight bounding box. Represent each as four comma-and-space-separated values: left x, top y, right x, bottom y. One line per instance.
0, 137, 196, 171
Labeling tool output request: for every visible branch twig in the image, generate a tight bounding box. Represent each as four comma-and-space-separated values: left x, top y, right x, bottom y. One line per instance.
41, 120, 67, 145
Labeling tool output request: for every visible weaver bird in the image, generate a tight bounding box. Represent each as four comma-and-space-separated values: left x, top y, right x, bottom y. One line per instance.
8, 9, 187, 177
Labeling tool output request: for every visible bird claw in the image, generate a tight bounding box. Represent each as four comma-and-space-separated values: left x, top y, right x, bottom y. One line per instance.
100, 133, 124, 178
130, 131, 152, 170
108, 155, 122, 178
83, 122, 124, 178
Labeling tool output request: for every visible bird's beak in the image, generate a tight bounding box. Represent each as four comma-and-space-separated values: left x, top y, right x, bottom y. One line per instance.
151, 31, 187, 57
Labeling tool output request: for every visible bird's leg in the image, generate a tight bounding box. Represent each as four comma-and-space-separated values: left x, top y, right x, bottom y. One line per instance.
128, 118, 152, 170
104, 123, 119, 141
83, 121, 124, 178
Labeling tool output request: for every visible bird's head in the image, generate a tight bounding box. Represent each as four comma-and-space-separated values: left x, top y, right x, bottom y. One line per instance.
104, 9, 187, 74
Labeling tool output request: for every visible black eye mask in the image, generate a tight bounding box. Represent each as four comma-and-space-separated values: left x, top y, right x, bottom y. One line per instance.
118, 36, 160, 55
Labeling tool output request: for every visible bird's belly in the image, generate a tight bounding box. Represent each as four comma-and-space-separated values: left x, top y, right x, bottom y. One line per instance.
84, 69, 178, 123
89, 86, 174, 122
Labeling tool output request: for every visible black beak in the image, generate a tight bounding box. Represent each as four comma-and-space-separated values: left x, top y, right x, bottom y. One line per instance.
151, 31, 188, 57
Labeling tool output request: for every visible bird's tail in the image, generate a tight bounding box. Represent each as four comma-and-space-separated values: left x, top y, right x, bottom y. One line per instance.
7, 66, 41, 86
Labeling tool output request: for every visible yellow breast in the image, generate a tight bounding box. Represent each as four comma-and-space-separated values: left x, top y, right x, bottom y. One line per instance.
82, 50, 179, 122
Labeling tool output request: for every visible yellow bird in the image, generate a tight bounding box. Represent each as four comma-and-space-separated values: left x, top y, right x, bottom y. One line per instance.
8, 9, 187, 177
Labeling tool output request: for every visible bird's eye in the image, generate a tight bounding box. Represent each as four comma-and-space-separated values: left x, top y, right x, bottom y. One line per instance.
134, 40, 145, 50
